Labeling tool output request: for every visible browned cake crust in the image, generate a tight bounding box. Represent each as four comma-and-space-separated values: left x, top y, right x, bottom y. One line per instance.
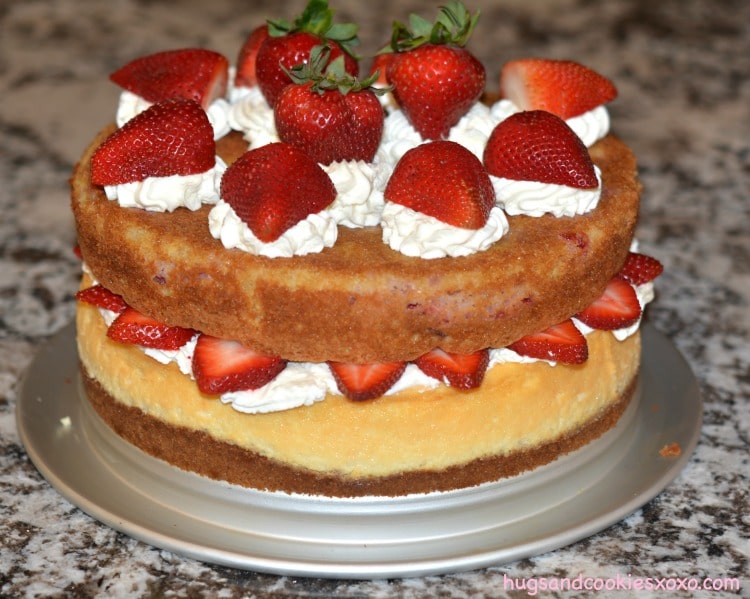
71, 127, 640, 363
81, 364, 637, 497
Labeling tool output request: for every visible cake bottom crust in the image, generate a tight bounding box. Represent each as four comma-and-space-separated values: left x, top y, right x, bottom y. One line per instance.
76, 301, 641, 497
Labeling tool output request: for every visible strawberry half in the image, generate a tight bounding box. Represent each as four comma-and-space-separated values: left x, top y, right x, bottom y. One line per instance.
385, 140, 495, 229
110, 48, 229, 109
328, 361, 407, 401
75, 284, 128, 314
234, 25, 270, 88
107, 307, 195, 350
501, 58, 617, 119
91, 98, 215, 186
192, 334, 287, 395
255, 0, 360, 107
616, 252, 664, 286
483, 110, 598, 189
220, 142, 336, 243
386, 3, 485, 140
575, 278, 642, 330
507, 319, 588, 365
414, 348, 490, 390
274, 46, 384, 164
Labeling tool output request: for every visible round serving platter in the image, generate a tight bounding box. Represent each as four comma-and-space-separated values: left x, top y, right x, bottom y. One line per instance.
16, 322, 702, 579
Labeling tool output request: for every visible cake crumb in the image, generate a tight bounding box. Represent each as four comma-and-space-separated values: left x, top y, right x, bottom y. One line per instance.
659, 442, 682, 457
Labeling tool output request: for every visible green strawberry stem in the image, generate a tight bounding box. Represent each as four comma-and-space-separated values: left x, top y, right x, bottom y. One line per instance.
388, 1, 479, 52
267, 0, 360, 58
283, 45, 386, 95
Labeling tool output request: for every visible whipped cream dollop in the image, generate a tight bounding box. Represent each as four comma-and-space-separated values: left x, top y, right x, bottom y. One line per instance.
116, 90, 232, 140
323, 160, 387, 228
381, 204, 509, 259
208, 200, 338, 258
227, 85, 279, 148
103, 157, 226, 212
492, 165, 602, 218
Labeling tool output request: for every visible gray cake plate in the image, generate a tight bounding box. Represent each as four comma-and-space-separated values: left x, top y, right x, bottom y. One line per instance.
16, 322, 702, 579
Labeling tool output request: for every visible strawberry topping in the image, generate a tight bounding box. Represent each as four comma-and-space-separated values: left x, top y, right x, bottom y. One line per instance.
110, 48, 229, 109
75, 285, 128, 314
507, 319, 588, 364
414, 348, 490, 390
328, 361, 407, 401
501, 58, 617, 120
575, 278, 642, 330
483, 110, 598, 189
192, 334, 287, 395
234, 25, 270, 88
220, 142, 337, 243
616, 252, 664, 286
107, 307, 195, 350
385, 140, 495, 229
91, 98, 215, 186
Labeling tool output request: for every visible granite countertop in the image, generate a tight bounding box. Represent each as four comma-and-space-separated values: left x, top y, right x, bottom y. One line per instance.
1, 0, 748, 596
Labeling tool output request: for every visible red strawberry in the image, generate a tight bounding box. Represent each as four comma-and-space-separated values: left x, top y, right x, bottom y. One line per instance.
575, 278, 642, 330
368, 51, 393, 87
483, 110, 598, 189
255, 0, 360, 107
507, 319, 588, 365
274, 46, 384, 164
107, 307, 195, 350
234, 25, 270, 88
384, 140, 494, 229
91, 98, 215, 186
328, 361, 407, 401
616, 252, 664, 286
501, 58, 617, 119
220, 142, 336, 242
192, 334, 287, 395
414, 348, 490, 390
110, 48, 229, 109
385, 3, 485, 139
75, 284, 128, 314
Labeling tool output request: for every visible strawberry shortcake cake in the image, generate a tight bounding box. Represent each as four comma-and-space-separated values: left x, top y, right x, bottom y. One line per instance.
71, 1, 662, 496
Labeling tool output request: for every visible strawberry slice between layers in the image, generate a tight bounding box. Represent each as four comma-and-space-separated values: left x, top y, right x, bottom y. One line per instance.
500, 58, 617, 120
507, 319, 588, 365
109, 48, 229, 110
616, 252, 664, 286
483, 110, 598, 189
414, 348, 490, 390
575, 278, 642, 331
328, 361, 408, 401
192, 335, 287, 395
75, 284, 128, 315
91, 98, 215, 186
107, 307, 196, 350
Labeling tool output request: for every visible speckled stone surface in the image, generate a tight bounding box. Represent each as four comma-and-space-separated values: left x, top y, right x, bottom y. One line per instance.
1, 0, 748, 596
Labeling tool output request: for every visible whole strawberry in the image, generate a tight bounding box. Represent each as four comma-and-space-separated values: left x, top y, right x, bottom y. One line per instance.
483, 110, 598, 189
385, 1, 485, 140
274, 46, 384, 164
109, 48, 229, 110
255, 0, 360, 107
220, 142, 336, 243
384, 140, 494, 229
91, 98, 215, 186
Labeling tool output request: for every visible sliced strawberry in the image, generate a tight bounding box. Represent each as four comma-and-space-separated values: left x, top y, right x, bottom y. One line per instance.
414, 348, 490, 390
73, 244, 83, 260
220, 142, 336, 242
110, 48, 229, 109
234, 25, 270, 88
368, 52, 393, 87
328, 361, 407, 401
575, 278, 642, 330
507, 319, 588, 364
616, 252, 664, 286
483, 110, 598, 189
501, 58, 617, 119
75, 284, 128, 314
385, 140, 495, 229
192, 334, 287, 395
91, 98, 215, 186
107, 307, 195, 350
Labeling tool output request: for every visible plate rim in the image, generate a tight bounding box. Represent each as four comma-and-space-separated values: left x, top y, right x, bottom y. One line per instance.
15, 322, 702, 579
